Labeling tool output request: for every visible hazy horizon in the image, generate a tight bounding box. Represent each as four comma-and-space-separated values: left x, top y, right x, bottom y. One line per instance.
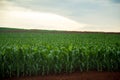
0, 0, 120, 32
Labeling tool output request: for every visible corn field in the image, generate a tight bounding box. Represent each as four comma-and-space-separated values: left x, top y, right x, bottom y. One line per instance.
0, 31, 120, 78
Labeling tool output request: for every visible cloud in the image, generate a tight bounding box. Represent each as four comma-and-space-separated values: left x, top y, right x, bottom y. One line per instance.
0, 1, 87, 31
0, 0, 120, 32
112, 0, 120, 3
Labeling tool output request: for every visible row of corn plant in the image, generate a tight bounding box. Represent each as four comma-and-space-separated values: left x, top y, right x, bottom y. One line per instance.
0, 44, 120, 78
0, 32, 120, 79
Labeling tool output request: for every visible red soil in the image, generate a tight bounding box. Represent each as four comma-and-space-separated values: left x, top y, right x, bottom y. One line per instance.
0, 29, 120, 34
4, 71, 120, 80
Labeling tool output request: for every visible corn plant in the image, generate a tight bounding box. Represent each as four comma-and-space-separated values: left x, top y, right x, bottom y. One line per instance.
0, 31, 120, 78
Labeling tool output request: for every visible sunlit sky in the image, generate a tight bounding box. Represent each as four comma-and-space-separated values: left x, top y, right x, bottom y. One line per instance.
0, 0, 120, 32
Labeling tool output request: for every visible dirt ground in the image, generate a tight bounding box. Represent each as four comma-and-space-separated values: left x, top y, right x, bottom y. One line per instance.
3, 71, 120, 80
0, 29, 120, 34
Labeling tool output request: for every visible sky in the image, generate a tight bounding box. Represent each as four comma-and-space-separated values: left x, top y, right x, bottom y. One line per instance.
0, 0, 120, 32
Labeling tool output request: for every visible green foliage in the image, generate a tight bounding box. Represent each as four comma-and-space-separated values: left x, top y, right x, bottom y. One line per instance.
0, 32, 120, 78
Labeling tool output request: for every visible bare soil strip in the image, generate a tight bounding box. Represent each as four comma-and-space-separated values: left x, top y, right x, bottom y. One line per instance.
3, 71, 120, 80
0, 29, 120, 34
